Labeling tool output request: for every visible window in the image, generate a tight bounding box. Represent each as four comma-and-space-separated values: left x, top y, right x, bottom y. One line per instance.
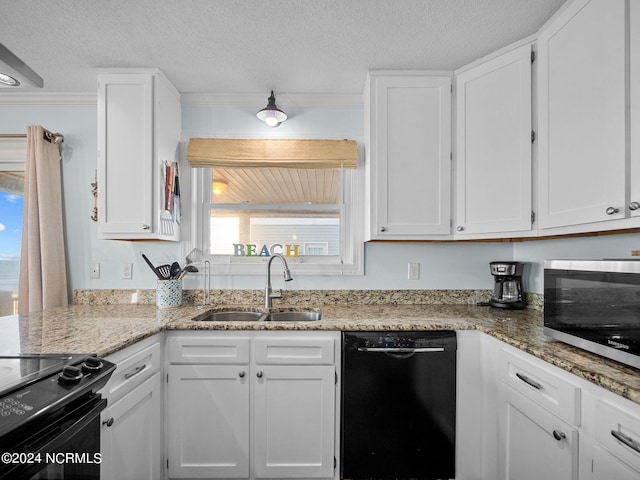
192, 164, 363, 276
0, 136, 26, 315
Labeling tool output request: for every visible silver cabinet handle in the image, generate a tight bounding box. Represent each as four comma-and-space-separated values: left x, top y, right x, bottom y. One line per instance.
256, 371, 263, 378
102, 417, 114, 427
611, 430, 640, 453
142, 224, 151, 230
606, 207, 619, 215
516, 372, 543, 390
553, 430, 566, 441
124, 364, 146, 379
456, 226, 464, 232
357, 347, 445, 353
239, 371, 245, 378
380, 227, 386, 232
629, 201, 640, 211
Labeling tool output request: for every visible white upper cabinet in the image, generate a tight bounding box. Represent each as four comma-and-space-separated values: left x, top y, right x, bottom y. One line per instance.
454, 44, 533, 238
97, 69, 181, 240
537, 0, 626, 231
364, 72, 452, 240
631, 0, 640, 218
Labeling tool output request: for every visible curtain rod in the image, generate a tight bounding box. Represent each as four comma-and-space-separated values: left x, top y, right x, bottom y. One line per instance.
0, 130, 64, 144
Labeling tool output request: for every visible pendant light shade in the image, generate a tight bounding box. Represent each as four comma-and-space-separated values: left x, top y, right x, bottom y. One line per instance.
256, 90, 287, 127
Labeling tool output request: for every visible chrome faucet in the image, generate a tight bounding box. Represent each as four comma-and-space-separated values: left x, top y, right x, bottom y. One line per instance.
265, 253, 293, 308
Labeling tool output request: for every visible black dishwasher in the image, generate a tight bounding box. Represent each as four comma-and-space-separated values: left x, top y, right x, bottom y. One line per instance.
341, 331, 456, 480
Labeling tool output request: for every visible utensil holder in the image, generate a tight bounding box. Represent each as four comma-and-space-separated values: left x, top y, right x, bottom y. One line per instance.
156, 279, 182, 309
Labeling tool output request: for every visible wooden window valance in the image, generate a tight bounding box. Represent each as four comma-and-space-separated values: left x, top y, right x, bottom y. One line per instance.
186, 138, 358, 169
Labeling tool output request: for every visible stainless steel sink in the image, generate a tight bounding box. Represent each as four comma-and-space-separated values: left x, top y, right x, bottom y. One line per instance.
197, 311, 265, 322
194, 308, 322, 322
264, 311, 322, 322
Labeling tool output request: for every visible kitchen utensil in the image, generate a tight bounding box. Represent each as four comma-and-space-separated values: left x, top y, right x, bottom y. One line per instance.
156, 264, 172, 279
141, 253, 163, 280
173, 162, 181, 225
161, 162, 174, 235
186, 248, 203, 265
170, 262, 181, 279
177, 264, 199, 280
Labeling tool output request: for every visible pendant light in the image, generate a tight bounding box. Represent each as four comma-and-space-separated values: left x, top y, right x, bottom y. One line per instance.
256, 90, 287, 127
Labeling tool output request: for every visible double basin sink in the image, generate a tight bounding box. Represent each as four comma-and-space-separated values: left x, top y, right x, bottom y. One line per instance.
194, 308, 321, 322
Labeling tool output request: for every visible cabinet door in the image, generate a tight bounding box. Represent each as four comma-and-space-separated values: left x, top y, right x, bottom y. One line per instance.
167, 365, 250, 479
97, 73, 154, 237
498, 384, 578, 480
455, 45, 532, 237
252, 365, 335, 478
593, 445, 640, 480
537, 0, 626, 229
101, 372, 162, 480
631, 0, 640, 218
368, 74, 451, 239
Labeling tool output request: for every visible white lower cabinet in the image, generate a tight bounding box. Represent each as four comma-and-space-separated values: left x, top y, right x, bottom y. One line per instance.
167, 364, 250, 478
166, 331, 340, 480
482, 333, 640, 480
100, 335, 164, 480
591, 398, 640, 479
101, 373, 162, 480
499, 383, 579, 480
491, 337, 581, 480
252, 365, 336, 478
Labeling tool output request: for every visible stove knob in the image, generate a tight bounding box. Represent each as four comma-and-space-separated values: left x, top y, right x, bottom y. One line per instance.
82, 357, 103, 373
58, 365, 83, 384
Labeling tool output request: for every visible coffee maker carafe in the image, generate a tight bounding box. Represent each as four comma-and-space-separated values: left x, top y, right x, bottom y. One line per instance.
489, 261, 526, 309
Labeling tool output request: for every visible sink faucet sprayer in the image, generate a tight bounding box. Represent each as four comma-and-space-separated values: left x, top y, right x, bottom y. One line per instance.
265, 253, 293, 308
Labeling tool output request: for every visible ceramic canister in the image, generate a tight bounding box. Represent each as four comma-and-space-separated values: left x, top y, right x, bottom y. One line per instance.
156, 279, 182, 308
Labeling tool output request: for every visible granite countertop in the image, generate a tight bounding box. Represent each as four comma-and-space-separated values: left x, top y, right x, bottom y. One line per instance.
1, 302, 639, 405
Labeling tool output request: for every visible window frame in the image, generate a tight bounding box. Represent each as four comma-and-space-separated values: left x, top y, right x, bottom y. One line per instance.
0, 135, 26, 316
188, 150, 364, 276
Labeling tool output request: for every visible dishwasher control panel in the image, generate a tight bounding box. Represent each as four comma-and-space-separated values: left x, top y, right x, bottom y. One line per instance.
344, 331, 456, 350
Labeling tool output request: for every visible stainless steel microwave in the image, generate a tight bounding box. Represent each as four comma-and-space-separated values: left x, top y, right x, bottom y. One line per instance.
544, 260, 640, 369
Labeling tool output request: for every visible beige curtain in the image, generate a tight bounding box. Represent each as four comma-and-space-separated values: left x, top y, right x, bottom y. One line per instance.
18, 126, 68, 313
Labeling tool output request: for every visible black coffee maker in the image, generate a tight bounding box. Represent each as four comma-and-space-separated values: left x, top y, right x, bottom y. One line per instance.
489, 261, 526, 309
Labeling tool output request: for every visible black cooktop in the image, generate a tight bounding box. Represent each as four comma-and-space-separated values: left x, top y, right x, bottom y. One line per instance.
0, 354, 116, 438
0, 354, 82, 397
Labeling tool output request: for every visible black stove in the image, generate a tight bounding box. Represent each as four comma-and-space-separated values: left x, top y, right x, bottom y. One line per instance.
0, 353, 115, 479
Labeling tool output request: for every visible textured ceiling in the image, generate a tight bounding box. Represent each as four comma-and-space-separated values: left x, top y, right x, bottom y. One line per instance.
0, 0, 565, 95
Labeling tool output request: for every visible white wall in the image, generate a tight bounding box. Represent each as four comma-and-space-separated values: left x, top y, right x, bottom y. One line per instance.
0, 102, 182, 294
2, 99, 638, 297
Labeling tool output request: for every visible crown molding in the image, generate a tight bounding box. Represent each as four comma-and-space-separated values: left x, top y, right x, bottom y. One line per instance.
0, 91, 364, 108
0, 92, 97, 106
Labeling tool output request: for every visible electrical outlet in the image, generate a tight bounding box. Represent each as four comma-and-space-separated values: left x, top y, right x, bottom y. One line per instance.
90, 263, 100, 279
122, 263, 133, 279
408, 262, 420, 280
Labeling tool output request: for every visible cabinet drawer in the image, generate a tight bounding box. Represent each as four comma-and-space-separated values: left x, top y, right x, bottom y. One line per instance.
595, 400, 640, 472
168, 336, 250, 364
103, 341, 161, 402
500, 348, 581, 425
254, 336, 335, 365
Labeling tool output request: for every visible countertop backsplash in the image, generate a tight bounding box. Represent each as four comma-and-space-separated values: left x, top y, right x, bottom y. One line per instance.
74, 289, 543, 312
